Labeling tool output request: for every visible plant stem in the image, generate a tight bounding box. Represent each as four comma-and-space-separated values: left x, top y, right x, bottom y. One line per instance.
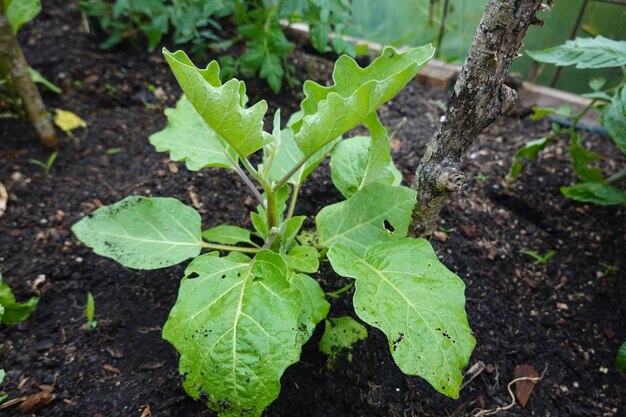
409, 0, 544, 237
326, 282, 354, 299
266, 187, 278, 230
274, 157, 307, 191
286, 179, 301, 220
607, 167, 626, 185
0, 4, 58, 149
202, 242, 259, 254
226, 153, 265, 207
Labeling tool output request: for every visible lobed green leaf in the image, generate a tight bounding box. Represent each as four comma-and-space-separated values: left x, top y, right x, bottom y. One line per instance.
527, 36, 626, 69
72, 196, 203, 269
149, 96, 238, 171
327, 238, 475, 398
163, 49, 271, 158
293, 46, 434, 159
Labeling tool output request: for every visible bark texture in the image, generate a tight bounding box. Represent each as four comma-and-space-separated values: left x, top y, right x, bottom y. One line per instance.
410, 0, 544, 237
0, 4, 58, 149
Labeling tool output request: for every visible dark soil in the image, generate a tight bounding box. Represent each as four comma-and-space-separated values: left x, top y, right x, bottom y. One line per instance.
1, 2, 625, 417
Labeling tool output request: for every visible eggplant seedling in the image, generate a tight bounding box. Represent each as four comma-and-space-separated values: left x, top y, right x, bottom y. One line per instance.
86, 292, 96, 330
73, 46, 475, 416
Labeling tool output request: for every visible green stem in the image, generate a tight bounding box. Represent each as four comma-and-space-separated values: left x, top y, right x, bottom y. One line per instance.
571, 98, 598, 127
228, 154, 265, 208
202, 242, 259, 254
326, 282, 354, 299
607, 167, 626, 186
286, 179, 301, 220
266, 187, 278, 230
274, 156, 308, 191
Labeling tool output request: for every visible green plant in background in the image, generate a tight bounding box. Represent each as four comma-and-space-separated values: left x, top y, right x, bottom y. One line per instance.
78, 0, 354, 93
519, 248, 555, 265
506, 36, 626, 205
319, 316, 368, 368
78, 0, 233, 52
28, 150, 58, 176
618, 339, 626, 372
0, 369, 7, 404
73, 45, 475, 416
0, 274, 38, 326
86, 291, 97, 330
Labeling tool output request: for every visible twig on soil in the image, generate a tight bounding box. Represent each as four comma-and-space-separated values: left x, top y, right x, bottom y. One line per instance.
471, 364, 548, 417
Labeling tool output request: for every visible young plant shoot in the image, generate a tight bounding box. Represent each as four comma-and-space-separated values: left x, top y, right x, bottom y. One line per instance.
508, 36, 626, 205
73, 46, 475, 416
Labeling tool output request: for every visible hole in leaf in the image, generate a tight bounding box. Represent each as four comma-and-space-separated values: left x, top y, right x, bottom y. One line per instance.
383, 219, 395, 233
187, 272, 200, 279
392, 332, 405, 351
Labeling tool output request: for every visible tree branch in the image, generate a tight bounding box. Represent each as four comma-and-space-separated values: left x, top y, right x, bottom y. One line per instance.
410, 0, 545, 237
0, 4, 58, 149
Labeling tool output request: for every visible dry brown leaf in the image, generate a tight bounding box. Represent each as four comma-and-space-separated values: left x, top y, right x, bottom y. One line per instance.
19, 391, 54, 413
102, 364, 121, 374
140, 404, 152, 417
432, 231, 448, 242
512, 364, 539, 407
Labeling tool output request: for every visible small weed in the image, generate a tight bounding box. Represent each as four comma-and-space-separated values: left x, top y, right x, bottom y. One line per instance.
520, 248, 555, 264
86, 292, 97, 330
28, 151, 58, 176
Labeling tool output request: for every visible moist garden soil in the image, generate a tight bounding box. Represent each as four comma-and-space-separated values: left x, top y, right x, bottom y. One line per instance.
1, 2, 625, 416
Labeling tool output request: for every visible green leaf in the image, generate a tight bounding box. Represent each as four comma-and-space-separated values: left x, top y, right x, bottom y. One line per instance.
568, 135, 604, 183
293, 46, 434, 159
202, 225, 256, 246
506, 137, 551, 183
28, 67, 61, 94
319, 317, 368, 366
284, 245, 319, 273
288, 271, 329, 342
4, 0, 41, 33
0, 369, 4, 384
561, 182, 626, 205
149, 97, 238, 171
530, 105, 572, 120
527, 36, 626, 69
72, 196, 203, 269
327, 238, 475, 398
163, 250, 304, 417
264, 125, 339, 186
588, 77, 606, 92
603, 86, 626, 155
316, 182, 416, 256
260, 54, 283, 94
163, 49, 270, 158
86, 292, 95, 323
330, 130, 401, 198
0, 275, 39, 326
617, 339, 626, 372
